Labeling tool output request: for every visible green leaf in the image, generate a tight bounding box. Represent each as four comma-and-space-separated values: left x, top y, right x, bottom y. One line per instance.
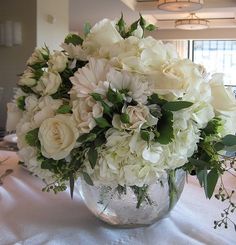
107, 87, 123, 104
140, 130, 150, 142
207, 169, 219, 199
77, 133, 97, 143
64, 33, 83, 46
94, 134, 106, 147
148, 94, 167, 106
16, 96, 26, 111
120, 113, 130, 124
25, 128, 40, 147
188, 158, 210, 168
145, 24, 156, 31
101, 101, 111, 116
139, 14, 146, 32
162, 101, 193, 111
213, 142, 225, 152
88, 148, 98, 169
221, 134, 236, 146
94, 117, 111, 128
82, 172, 94, 186
196, 168, 207, 188
116, 13, 126, 37
156, 110, 174, 144
56, 104, 72, 114
90, 92, 103, 102
130, 20, 139, 33
83, 22, 92, 37
69, 173, 74, 199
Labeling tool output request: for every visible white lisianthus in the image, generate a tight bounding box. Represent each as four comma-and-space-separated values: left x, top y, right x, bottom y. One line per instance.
48, 51, 68, 72
34, 71, 62, 95
107, 68, 151, 104
112, 104, 157, 131
6, 102, 23, 132
83, 19, 123, 56
209, 73, 236, 113
70, 58, 109, 98
72, 97, 103, 133
38, 114, 79, 160
150, 59, 203, 99
18, 68, 37, 87
27, 47, 48, 66
61, 42, 87, 60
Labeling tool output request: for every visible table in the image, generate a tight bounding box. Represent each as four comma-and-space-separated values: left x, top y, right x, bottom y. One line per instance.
0, 150, 235, 245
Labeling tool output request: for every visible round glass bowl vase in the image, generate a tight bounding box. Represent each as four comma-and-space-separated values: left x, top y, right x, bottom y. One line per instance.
77, 169, 185, 228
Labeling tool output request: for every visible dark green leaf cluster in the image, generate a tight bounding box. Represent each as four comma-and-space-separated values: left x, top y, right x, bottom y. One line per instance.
116, 13, 156, 38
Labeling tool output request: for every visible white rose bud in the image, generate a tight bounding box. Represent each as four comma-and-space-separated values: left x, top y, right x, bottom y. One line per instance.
48, 51, 68, 72
18, 68, 37, 87
38, 115, 79, 160
27, 47, 48, 66
34, 71, 62, 95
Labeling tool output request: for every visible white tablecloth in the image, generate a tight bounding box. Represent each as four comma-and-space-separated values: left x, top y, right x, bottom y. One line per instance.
0, 150, 235, 245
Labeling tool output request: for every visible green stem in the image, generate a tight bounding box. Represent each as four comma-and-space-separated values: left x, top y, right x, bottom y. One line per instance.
168, 170, 177, 210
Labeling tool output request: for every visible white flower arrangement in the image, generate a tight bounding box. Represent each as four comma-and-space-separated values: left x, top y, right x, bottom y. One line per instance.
7, 15, 236, 229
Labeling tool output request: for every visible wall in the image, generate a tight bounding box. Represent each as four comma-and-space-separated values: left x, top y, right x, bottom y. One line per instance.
37, 0, 69, 50
0, 0, 37, 128
153, 28, 236, 40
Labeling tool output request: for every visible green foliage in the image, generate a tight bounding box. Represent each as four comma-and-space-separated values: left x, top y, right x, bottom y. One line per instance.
69, 173, 74, 199
82, 172, 94, 186
64, 33, 83, 46
84, 22, 92, 37
116, 13, 126, 38
148, 93, 167, 106
221, 134, 236, 146
156, 110, 174, 144
120, 113, 130, 124
88, 147, 98, 169
140, 130, 150, 142
16, 96, 26, 111
162, 101, 193, 111
107, 87, 123, 104
56, 104, 72, 114
77, 133, 97, 143
25, 128, 40, 148
94, 117, 111, 128
131, 185, 151, 208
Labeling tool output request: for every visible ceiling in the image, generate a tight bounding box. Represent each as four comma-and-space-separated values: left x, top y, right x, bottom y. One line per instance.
69, 0, 236, 32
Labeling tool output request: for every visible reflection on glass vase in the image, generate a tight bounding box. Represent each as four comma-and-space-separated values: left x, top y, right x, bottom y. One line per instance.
77, 169, 185, 228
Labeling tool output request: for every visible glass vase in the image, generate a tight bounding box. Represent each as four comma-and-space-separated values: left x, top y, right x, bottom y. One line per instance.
77, 169, 185, 228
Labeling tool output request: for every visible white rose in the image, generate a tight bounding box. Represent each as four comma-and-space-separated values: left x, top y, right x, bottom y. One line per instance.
6, 102, 23, 132
18, 68, 37, 87
38, 114, 79, 160
34, 71, 62, 95
27, 47, 48, 66
209, 73, 236, 112
72, 97, 103, 133
48, 51, 68, 72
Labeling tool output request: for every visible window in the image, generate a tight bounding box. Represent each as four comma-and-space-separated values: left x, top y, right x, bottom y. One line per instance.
192, 40, 236, 86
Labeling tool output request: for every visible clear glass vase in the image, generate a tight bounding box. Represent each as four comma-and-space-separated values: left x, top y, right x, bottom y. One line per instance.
77, 169, 185, 228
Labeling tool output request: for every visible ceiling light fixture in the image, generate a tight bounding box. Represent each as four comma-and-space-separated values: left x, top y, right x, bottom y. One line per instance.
157, 0, 204, 12
175, 13, 209, 30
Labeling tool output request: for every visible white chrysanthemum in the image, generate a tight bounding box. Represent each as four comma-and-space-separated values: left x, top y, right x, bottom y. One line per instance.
70, 58, 109, 98
61, 42, 87, 60
107, 68, 151, 104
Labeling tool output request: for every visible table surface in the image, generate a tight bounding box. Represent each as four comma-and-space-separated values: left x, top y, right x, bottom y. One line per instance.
0, 150, 236, 245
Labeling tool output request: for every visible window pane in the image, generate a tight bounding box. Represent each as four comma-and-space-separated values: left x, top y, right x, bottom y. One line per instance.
193, 40, 236, 85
